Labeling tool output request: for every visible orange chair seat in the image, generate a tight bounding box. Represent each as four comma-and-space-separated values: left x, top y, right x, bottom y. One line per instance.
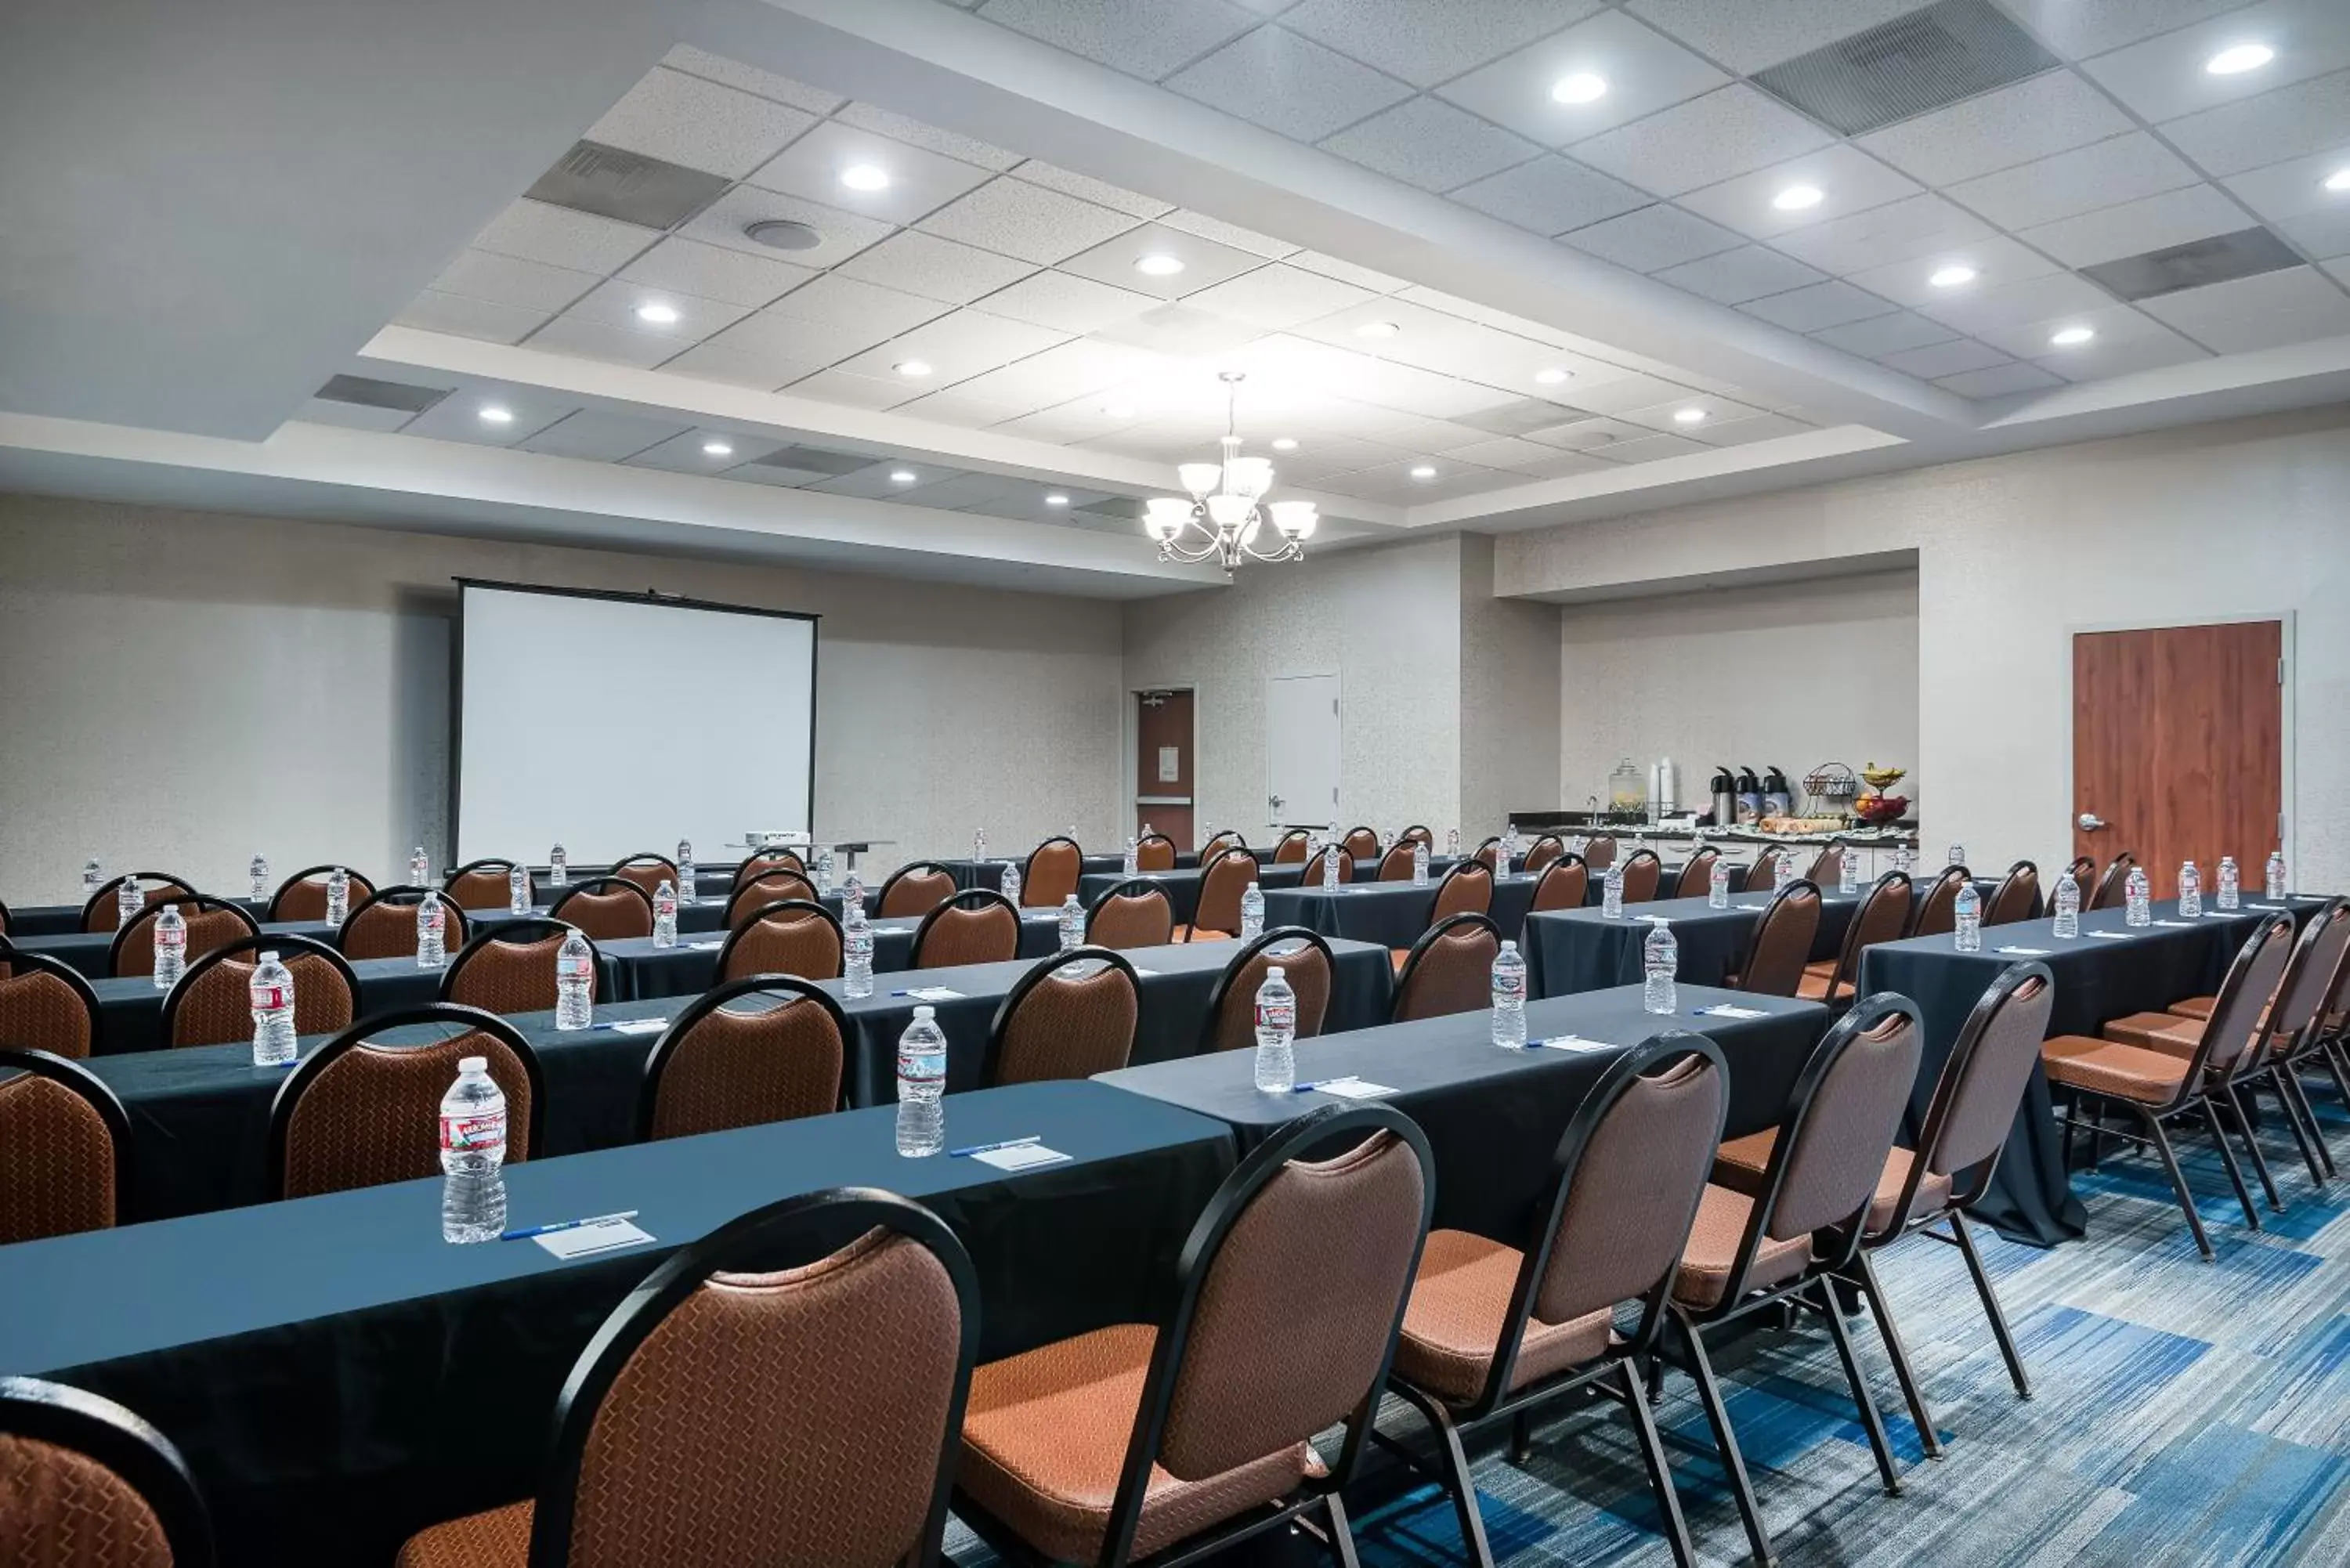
1795, 970, 1855, 1003
1173, 926, 1231, 943
1800, 959, 1837, 981
1712, 1129, 1950, 1233
2168, 995, 2217, 1021
2103, 1011, 2204, 1059
396, 1501, 533, 1567
2041, 1035, 2190, 1104
1671, 1184, 1811, 1311
1392, 1229, 1612, 1405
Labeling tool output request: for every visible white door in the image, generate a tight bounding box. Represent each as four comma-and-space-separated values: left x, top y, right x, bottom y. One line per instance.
1266, 673, 1340, 830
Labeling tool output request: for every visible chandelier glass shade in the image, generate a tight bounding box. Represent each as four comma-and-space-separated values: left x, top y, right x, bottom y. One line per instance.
1145, 372, 1315, 572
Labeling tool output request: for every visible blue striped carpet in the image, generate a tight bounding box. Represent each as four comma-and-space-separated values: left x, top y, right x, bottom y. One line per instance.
949, 1084, 2350, 1566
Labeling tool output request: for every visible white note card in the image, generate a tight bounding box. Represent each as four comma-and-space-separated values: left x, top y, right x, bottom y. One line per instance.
1734, 902, 1770, 912
2153, 919, 2193, 928
872, 923, 912, 934
1995, 947, 2052, 957
608, 1018, 669, 1035
1699, 1004, 1770, 1020
2249, 903, 2288, 911
972, 1143, 1071, 1172
1538, 1035, 1615, 1053
1314, 1077, 1396, 1099
685, 938, 723, 950
2089, 930, 2134, 940
533, 1216, 654, 1259
903, 986, 964, 1002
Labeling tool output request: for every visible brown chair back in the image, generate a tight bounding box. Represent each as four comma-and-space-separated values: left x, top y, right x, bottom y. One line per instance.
548, 878, 655, 942
0, 1377, 214, 1567
338, 886, 470, 960
728, 872, 815, 927
1377, 842, 1419, 882
1430, 861, 1493, 923
609, 854, 681, 900
1300, 845, 1354, 887
1531, 856, 1589, 912
1086, 880, 1174, 950
1343, 827, 1381, 862
2268, 899, 2350, 1055
878, 863, 958, 919
2193, 912, 2298, 1080
1676, 847, 1720, 899
2064, 856, 2097, 899
1134, 833, 1178, 872
163, 934, 358, 1049
109, 898, 258, 979
1618, 849, 1662, 903
909, 891, 1019, 970
1820, 872, 1913, 999
733, 848, 807, 888
1398, 826, 1434, 847
526, 1190, 976, 1568
0, 950, 103, 1060
985, 950, 1140, 1086
1742, 850, 1785, 895
718, 900, 843, 983
1199, 929, 1336, 1055
269, 1003, 541, 1198
1191, 847, 1258, 938
2088, 854, 2135, 912
1202, 830, 1248, 862
1020, 837, 1083, 909
1271, 829, 1311, 864
439, 919, 591, 1015
638, 977, 847, 1140
1748, 999, 1924, 1252
1582, 835, 1617, 873
1802, 844, 1842, 887
1908, 866, 1970, 938
1900, 963, 2055, 1223
0, 1049, 128, 1244
1521, 835, 1565, 874
80, 873, 195, 934
1392, 913, 1501, 1023
267, 866, 377, 923
446, 859, 526, 912
1738, 881, 1821, 997
1983, 860, 2040, 926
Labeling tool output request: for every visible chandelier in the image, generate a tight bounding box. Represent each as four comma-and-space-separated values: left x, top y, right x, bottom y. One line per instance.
1144, 371, 1317, 573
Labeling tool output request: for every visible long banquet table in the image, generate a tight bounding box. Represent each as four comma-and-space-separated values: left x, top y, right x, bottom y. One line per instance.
1262, 870, 1544, 948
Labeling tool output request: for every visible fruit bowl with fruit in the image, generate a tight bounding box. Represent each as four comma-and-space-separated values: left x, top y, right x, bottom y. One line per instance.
1853, 793, 1908, 825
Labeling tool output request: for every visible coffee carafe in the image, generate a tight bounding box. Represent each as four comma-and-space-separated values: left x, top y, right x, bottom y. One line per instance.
1709, 766, 1737, 827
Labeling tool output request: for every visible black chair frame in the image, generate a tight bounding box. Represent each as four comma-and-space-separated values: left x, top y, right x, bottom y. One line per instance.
1084, 879, 1176, 944
446, 858, 530, 906
0, 1375, 214, 1567
1520, 834, 1567, 873
0, 1044, 133, 1207
1740, 850, 1786, 896
733, 847, 808, 887
547, 876, 656, 930
1132, 832, 1180, 869
265, 864, 374, 923
635, 973, 852, 1140
338, 883, 472, 954
877, 862, 960, 918
2267, 899, 2350, 1180
2088, 853, 2136, 912
609, 851, 682, 885
1397, 825, 1434, 847
909, 889, 1021, 969
0, 943, 106, 1056
980, 946, 1141, 1088
1530, 854, 1590, 912
1270, 829, 1312, 863
80, 871, 197, 931
436, 918, 591, 1005
1618, 847, 1663, 900
1468, 835, 1505, 871
1815, 871, 1913, 1012
1199, 829, 1249, 856
1983, 858, 2041, 924
1904, 865, 1972, 938
107, 894, 259, 978
715, 898, 844, 980
161, 930, 360, 1044
1196, 927, 1341, 1054
1021, 835, 1084, 887
1675, 846, 1720, 900
1391, 912, 1501, 1023
1184, 845, 1260, 941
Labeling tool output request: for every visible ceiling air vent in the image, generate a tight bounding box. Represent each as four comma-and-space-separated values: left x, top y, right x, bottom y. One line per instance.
314, 374, 448, 414
524, 140, 728, 229
748, 445, 872, 477
1078, 497, 1147, 522
1755, 0, 2060, 135
2080, 228, 2302, 302
1458, 398, 1593, 437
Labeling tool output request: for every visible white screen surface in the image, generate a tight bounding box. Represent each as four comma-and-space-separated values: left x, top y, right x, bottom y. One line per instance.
457, 583, 814, 864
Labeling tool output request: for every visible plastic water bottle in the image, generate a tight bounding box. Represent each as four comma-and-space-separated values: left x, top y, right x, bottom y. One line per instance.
1321, 846, 1340, 892
2265, 851, 2287, 901
82, 858, 102, 901
507, 864, 530, 914
1123, 836, 1140, 876
676, 840, 696, 904
1643, 919, 1678, 1013
150, 903, 187, 990
1773, 854, 1796, 893
249, 950, 297, 1066
653, 880, 678, 948
1838, 851, 1858, 895
1954, 883, 1982, 952
1947, 843, 1966, 871
815, 847, 834, 894
1491, 940, 1528, 1047
2052, 871, 2080, 938
439, 1057, 508, 1244
841, 871, 866, 923
1502, 823, 1520, 865
1238, 882, 1264, 941
1709, 858, 1730, 909
2217, 856, 2240, 911
1058, 894, 1083, 952
548, 843, 568, 887
895, 1007, 946, 1157
417, 889, 447, 969
1603, 862, 1625, 919
2125, 866, 2152, 927
117, 877, 143, 929
1894, 844, 1915, 876
973, 828, 988, 862
1412, 839, 1430, 886
2178, 862, 2201, 919
555, 929, 594, 1029
1445, 827, 1460, 858
844, 903, 874, 998
1569, 834, 1589, 856
410, 846, 431, 887
997, 862, 1021, 908
249, 853, 269, 901
1253, 967, 1296, 1092
324, 866, 351, 927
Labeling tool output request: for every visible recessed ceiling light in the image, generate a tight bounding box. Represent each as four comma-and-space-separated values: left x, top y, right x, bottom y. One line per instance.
701, 439, 733, 457
2049, 325, 2095, 347
1133, 253, 1185, 276
1356, 320, 1401, 338
1409, 464, 1437, 479
1044, 493, 1069, 506
477, 405, 514, 425
1550, 72, 1608, 105
889, 469, 918, 483
1772, 184, 1825, 211
1673, 406, 1708, 425
1929, 264, 1978, 289
634, 302, 681, 325
2205, 42, 2274, 75
1534, 367, 1570, 385
893, 359, 932, 378
2326, 167, 2350, 193
839, 164, 891, 191
1271, 437, 1298, 451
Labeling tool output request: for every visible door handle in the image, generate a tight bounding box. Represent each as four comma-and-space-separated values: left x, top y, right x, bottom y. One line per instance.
2077, 813, 2106, 832
1270, 794, 1284, 811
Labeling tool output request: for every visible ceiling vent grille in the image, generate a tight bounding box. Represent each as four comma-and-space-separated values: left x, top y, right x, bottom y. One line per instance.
524, 141, 728, 230
1755, 0, 2060, 135
749, 445, 872, 476
314, 374, 448, 414
2080, 228, 2302, 301
1458, 398, 1593, 437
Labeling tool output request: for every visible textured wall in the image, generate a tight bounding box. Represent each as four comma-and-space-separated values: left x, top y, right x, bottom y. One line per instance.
0, 495, 1124, 898
1458, 532, 1563, 837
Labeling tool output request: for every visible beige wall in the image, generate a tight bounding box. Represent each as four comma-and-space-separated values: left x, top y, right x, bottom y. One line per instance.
1458, 532, 1563, 837
0, 494, 1125, 899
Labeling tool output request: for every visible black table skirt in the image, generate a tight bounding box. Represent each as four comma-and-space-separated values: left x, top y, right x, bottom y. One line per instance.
1074, 865, 1309, 927
1103, 985, 1827, 1241
0, 1082, 1235, 1567
1522, 887, 1889, 996
1858, 896, 2319, 1248
79, 937, 1395, 1220
1261, 873, 1542, 949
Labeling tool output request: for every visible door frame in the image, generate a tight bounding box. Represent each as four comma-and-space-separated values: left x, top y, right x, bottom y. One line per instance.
2063, 609, 2295, 873
1123, 684, 1198, 844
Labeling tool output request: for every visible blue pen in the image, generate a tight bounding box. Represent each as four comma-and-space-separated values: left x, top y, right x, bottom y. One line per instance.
501, 1209, 638, 1241
1289, 1078, 1350, 1093
949, 1135, 1041, 1158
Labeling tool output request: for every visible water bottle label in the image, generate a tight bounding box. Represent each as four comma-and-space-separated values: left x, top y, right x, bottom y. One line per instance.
1256, 1000, 1295, 1034
1492, 974, 1525, 1003
157, 930, 185, 955
559, 956, 591, 979
441, 1109, 506, 1153
248, 981, 287, 1010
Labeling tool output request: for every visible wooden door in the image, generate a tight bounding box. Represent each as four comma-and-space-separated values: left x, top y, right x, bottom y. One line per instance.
2073, 621, 2283, 898
1136, 690, 1194, 847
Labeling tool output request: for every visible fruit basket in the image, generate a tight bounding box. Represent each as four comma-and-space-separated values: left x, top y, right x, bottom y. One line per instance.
1852, 762, 1908, 825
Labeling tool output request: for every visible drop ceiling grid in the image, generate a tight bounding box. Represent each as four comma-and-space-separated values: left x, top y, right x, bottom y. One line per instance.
956, 0, 2350, 393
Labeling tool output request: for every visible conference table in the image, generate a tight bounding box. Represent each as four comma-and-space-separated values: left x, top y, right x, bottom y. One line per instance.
1073, 863, 1310, 927
1263, 870, 1544, 948
0, 1082, 1236, 1567
1858, 895, 2326, 1248
595, 906, 1066, 999
78, 934, 1397, 1219
1103, 985, 1828, 1241
1524, 887, 1866, 995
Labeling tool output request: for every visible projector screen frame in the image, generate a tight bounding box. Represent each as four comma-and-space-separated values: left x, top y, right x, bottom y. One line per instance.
448, 576, 820, 863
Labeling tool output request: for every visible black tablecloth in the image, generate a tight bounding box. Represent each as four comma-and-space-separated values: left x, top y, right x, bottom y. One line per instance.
89, 958, 450, 1056
0, 1081, 1234, 1567
1075, 865, 1309, 927
595, 909, 1064, 999
1261, 872, 1542, 948
1522, 888, 1877, 996
78, 937, 1395, 1219
1857, 896, 2319, 1248
1102, 985, 1826, 1241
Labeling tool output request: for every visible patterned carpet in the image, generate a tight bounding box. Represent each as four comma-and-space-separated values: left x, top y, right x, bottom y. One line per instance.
947, 1083, 2350, 1567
